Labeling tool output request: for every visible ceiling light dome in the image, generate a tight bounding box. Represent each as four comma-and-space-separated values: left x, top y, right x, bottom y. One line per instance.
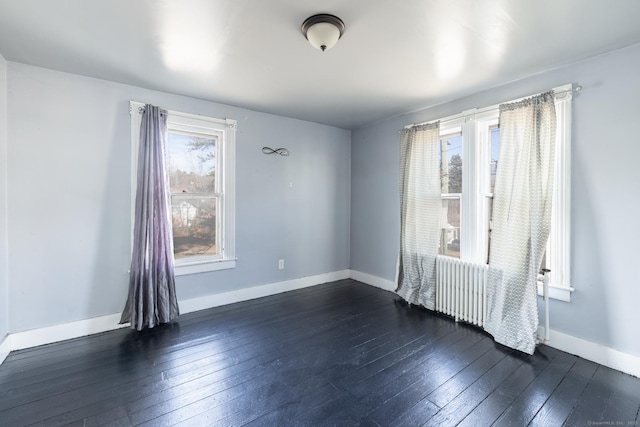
301, 14, 345, 52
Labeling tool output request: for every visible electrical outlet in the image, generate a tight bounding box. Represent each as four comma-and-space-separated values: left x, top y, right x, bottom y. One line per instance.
278, 259, 285, 270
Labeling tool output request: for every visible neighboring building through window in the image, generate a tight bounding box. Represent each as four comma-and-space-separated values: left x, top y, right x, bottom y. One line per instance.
130, 101, 236, 275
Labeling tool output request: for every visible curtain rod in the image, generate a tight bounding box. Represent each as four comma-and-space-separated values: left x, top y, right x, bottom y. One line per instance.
403, 83, 581, 130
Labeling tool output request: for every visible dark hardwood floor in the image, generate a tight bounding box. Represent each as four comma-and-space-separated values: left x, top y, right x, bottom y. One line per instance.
1, 279, 639, 426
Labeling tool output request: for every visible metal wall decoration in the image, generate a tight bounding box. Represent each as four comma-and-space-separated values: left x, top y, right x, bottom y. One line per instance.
262, 147, 289, 156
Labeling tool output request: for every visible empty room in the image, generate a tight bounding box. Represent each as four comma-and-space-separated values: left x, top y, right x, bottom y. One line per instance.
1, 1, 640, 426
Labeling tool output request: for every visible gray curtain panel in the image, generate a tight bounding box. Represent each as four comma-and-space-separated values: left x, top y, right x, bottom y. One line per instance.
484, 93, 556, 354
396, 122, 441, 309
120, 104, 180, 330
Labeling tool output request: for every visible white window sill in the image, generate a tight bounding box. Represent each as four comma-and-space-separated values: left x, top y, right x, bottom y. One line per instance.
175, 258, 237, 276
537, 282, 574, 302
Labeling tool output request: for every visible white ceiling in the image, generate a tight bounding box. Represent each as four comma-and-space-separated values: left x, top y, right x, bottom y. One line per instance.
1, 0, 640, 129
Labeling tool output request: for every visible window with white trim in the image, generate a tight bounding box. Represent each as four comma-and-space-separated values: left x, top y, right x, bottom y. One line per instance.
130, 101, 236, 275
429, 84, 574, 301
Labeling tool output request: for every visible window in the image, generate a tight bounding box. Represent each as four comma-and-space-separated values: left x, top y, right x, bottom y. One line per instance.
130, 101, 236, 275
428, 84, 573, 301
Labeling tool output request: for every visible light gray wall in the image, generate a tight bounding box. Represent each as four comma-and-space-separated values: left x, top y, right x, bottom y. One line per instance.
0, 53, 8, 342
6, 62, 351, 333
351, 43, 640, 358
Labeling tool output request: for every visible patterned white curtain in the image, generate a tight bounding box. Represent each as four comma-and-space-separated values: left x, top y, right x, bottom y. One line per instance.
484, 93, 556, 354
120, 104, 180, 330
396, 122, 441, 309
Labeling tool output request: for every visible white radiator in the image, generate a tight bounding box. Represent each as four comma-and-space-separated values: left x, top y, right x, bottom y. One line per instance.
435, 256, 488, 327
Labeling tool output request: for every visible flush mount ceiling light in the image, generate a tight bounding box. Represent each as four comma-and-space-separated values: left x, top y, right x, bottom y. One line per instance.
301, 14, 345, 52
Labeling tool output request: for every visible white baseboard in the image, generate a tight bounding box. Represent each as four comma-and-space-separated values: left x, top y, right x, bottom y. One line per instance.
5, 270, 350, 354
0, 334, 10, 365
349, 269, 396, 292
180, 270, 350, 314
10, 313, 128, 351
546, 329, 640, 378
353, 270, 640, 378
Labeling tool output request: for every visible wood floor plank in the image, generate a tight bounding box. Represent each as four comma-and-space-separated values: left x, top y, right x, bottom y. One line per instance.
347, 327, 479, 399
456, 345, 560, 427
419, 350, 525, 426
328, 328, 489, 426
528, 357, 599, 427
490, 350, 577, 426
2, 279, 369, 372
285, 320, 464, 423
84, 292, 404, 426
424, 340, 513, 408
3, 284, 376, 422
117, 332, 396, 426
1, 279, 639, 427
238, 382, 342, 427
367, 334, 495, 426
122, 307, 420, 425
31, 290, 398, 425
564, 365, 640, 426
